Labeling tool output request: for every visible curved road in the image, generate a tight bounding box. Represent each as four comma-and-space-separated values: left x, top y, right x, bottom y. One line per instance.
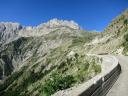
107, 56, 128, 96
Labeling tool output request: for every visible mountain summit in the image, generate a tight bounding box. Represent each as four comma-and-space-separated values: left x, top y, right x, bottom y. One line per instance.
38, 18, 80, 30
0, 19, 80, 43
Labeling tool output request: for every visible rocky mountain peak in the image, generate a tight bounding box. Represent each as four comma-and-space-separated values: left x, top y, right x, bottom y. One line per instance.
37, 18, 80, 30
0, 22, 22, 44
18, 19, 81, 37
0, 22, 22, 32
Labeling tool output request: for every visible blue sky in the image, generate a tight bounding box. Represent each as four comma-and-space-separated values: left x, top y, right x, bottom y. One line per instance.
0, 0, 128, 31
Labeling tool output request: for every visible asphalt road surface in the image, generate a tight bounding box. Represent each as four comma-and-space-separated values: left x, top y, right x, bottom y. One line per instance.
106, 56, 128, 96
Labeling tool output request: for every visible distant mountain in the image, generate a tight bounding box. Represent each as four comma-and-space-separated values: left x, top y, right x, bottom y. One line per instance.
0, 9, 128, 96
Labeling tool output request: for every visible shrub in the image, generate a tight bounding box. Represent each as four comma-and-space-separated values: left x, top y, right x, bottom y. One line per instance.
124, 19, 128, 25
41, 73, 76, 96
93, 64, 101, 73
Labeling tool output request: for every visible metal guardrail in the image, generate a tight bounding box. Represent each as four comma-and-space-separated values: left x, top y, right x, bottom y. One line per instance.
79, 63, 121, 96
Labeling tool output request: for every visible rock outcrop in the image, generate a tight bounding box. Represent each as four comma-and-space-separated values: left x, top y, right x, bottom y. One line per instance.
0, 22, 22, 45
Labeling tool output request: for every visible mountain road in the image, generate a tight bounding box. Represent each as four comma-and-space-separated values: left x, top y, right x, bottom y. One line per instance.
106, 56, 128, 96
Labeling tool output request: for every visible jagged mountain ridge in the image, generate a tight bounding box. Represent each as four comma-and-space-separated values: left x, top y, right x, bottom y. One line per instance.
0, 19, 100, 96
0, 19, 80, 44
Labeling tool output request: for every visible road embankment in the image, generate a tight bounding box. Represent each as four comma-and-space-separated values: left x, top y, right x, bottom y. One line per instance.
53, 55, 121, 96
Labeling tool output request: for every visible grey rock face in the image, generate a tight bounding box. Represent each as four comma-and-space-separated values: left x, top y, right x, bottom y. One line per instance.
37, 18, 80, 29
0, 23, 6, 32
0, 22, 22, 45
19, 19, 80, 37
